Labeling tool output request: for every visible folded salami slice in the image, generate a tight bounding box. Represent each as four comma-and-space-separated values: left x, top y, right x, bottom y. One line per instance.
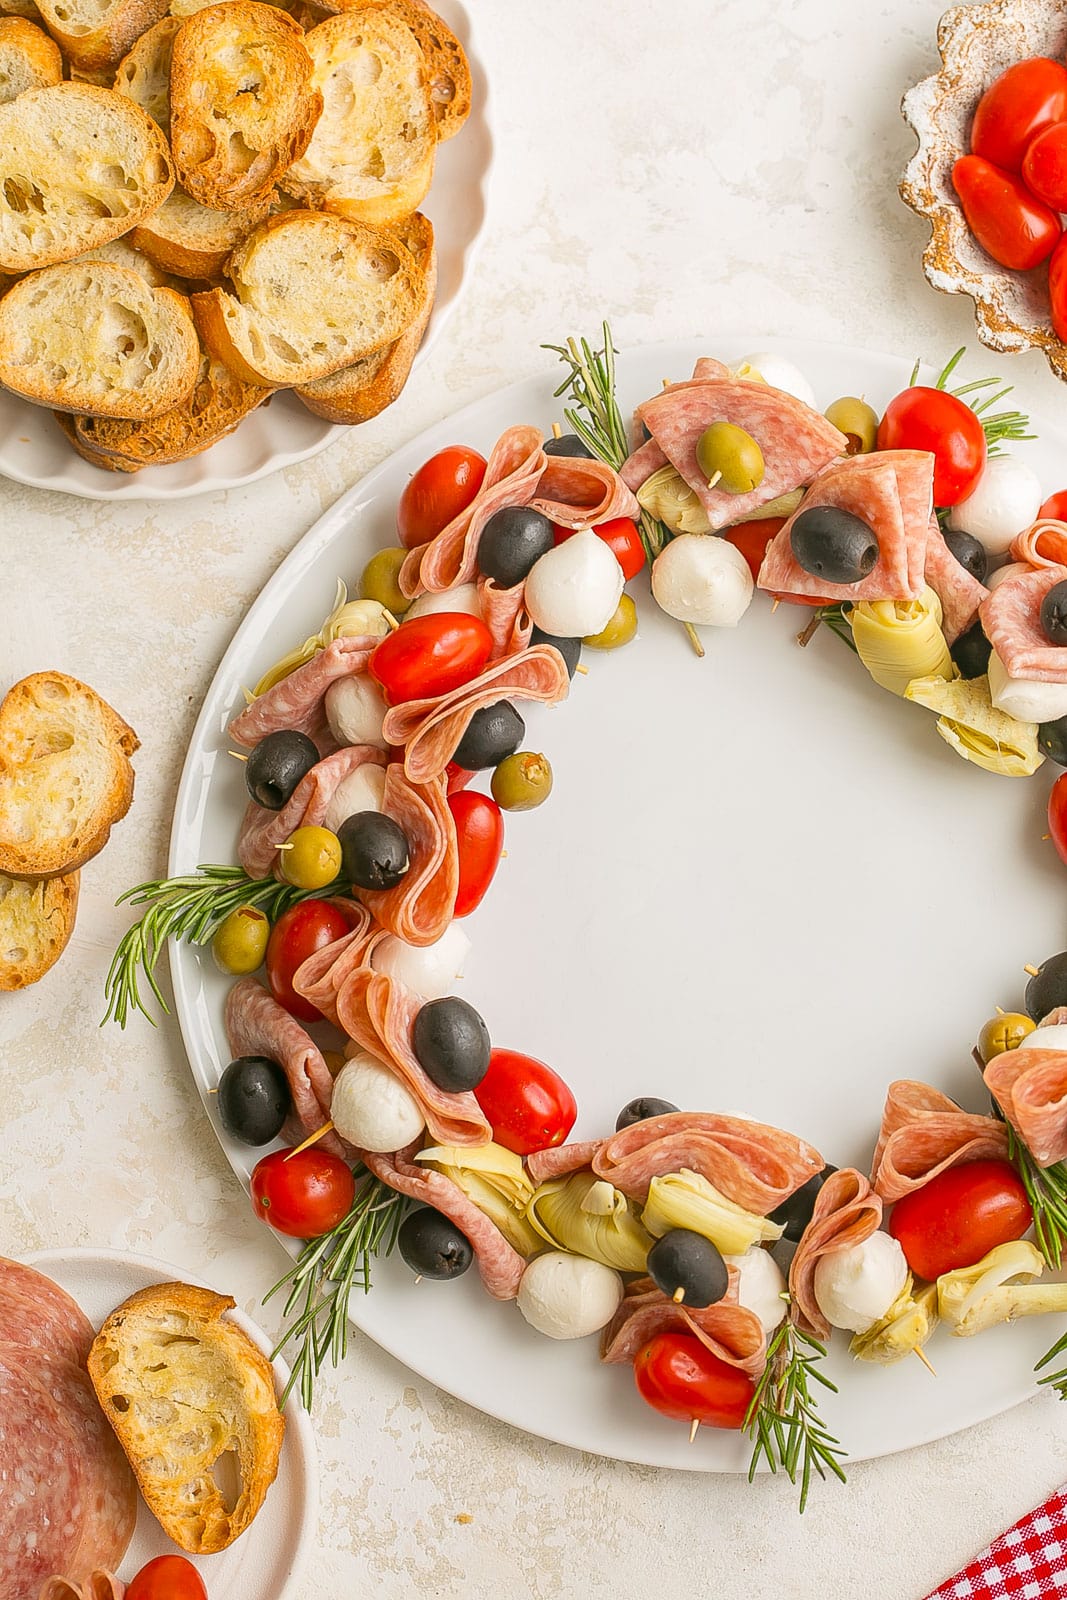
360, 769, 458, 946
335, 968, 490, 1146
985, 1046, 1067, 1168
382, 646, 570, 785
0, 1257, 94, 1368
529, 456, 639, 531
526, 1139, 605, 1186
620, 435, 667, 493
1011, 520, 1067, 570
39, 1576, 125, 1600
869, 1080, 1008, 1201
787, 1169, 883, 1340
229, 635, 380, 748
400, 426, 546, 598
224, 978, 348, 1158
590, 1112, 824, 1214
599, 1273, 766, 1380
478, 576, 533, 661
237, 744, 388, 878
923, 519, 989, 644
362, 1145, 524, 1298
979, 565, 1067, 684
292, 903, 377, 1028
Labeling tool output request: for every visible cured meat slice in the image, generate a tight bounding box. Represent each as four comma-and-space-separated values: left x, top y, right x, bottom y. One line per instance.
787, 1169, 883, 1340
382, 647, 570, 785
529, 455, 639, 531
0, 1344, 84, 1599
0, 1258, 93, 1368
636, 378, 846, 531
39, 1577, 125, 1600
360, 769, 458, 946
869, 1080, 1008, 1201
923, 519, 989, 644
590, 1112, 824, 1214
478, 576, 533, 661
400, 426, 546, 597
291, 903, 377, 1028
237, 744, 388, 878
335, 968, 490, 1146
362, 1145, 524, 1298
228, 635, 380, 748
620, 435, 666, 493
599, 1273, 766, 1380
525, 1139, 605, 1186
985, 1046, 1067, 1168
1011, 520, 1067, 570
980, 565, 1067, 684
224, 978, 348, 1158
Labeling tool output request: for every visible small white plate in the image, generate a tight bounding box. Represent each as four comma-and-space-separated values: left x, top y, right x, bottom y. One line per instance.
20, 1246, 317, 1596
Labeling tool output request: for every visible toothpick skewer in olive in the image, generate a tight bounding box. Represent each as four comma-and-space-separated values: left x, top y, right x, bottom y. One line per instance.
647, 1229, 729, 1309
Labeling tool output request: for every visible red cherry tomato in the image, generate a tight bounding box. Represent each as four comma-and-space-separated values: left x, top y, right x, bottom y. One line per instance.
369, 614, 493, 705
251, 1146, 356, 1238
876, 386, 986, 507
445, 760, 474, 794
952, 154, 1061, 271
1023, 121, 1067, 209
971, 57, 1067, 172
1049, 232, 1067, 345
397, 445, 487, 549
1039, 491, 1067, 521
552, 517, 645, 581
887, 1159, 1032, 1281
265, 899, 350, 1023
474, 1047, 577, 1156
126, 1556, 208, 1600
447, 789, 504, 916
634, 1332, 755, 1431
723, 517, 787, 582
1049, 773, 1067, 865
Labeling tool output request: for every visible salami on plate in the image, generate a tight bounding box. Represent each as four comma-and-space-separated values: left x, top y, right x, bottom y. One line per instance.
869, 1080, 1009, 1201
985, 1046, 1067, 1168
599, 1274, 766, 1380
980, 565, 1067, 684
225, 978, 347, 1157
360, 769, 458, 947
0, 1258, 93, 1368
923, 520, 989, 644
787, 1169, 883, 1341
237, 744, 388, 879
229, 635, 380, 749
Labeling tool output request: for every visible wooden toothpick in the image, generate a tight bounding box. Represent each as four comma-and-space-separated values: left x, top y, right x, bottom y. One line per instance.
912, 1346, 937, 1377
551, 421, 562, 439
229, 750, 249, 762
285, 1121, 335, 1158
575, 663, 589, 676
672, 1286, 686, 1304
688, 1418, 700, 1444
1025, 964, 1041, 978
797, 614, 822, 648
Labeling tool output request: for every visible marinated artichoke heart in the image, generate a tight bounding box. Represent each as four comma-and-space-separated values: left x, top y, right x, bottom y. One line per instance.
904, 673, 1044, 777
937, 1240, 1065, 1336
730, 488, 803, 525
526, 1171, 652, 1272
416, 1141, 542, 1256
850, 586, 952, 699
642, 1168, 783, 1255
636, 465, 711, 535
252, 579, 391, 698
850, 1277, 939, 1364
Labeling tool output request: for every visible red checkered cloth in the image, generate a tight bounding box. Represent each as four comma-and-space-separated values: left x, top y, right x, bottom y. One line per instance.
925, 1486, 1067, 1597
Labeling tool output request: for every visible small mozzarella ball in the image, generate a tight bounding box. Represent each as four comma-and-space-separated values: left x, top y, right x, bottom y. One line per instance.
946, 456, 1043, 557
524, 528, 624, 639
517, 1251, 623, 1340
1019, 1023, 1067, 1051
813, 1231, 908, 1335
406, 583, 483, 622
986, 561, 1030, 591
371, 923, 472, 999
325, 674, 389, 748
724, 1246, 787, 1335
651, 533, 753, 627
734, 351, 817, 408
988, 649, 1067, 724
330, 1052, 425, 1152
322, 762, 386, 834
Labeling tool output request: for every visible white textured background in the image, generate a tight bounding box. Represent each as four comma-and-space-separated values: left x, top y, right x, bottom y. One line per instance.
2, 2, 1066, 1595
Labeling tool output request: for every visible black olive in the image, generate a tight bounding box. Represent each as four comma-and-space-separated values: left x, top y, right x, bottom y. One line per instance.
646, 1229, 728, 1309
217, 1055, 291, 1146
398, 1206, 474, 1280
768, 1164, 837, 1243
1041, 580, 1067, 646
530, 626, 582, 680
543, 433, 594, 459
412, 996, 491, 1092
1025, 951, 1067, 1020
1039, 714, 1067, 767
615, 1096, 680, 1131
453, 701, 525, 770
477, 506, 556, 588
244, 730, 319, 811
337, 811, 409, 890
790, 506, 880, 585
942, 529, 988, 583
950, 620, 993, 680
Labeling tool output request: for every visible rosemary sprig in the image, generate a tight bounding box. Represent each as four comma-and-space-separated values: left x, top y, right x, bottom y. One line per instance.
1035, 1325, 1067, 1402
917, 346, 1035, 455
102, 864, 312, 1028
1007, 1127, 1067, 1271
265, 1173, 409, 1408
814, 603, 858, 652
744, 1316, 847, 1512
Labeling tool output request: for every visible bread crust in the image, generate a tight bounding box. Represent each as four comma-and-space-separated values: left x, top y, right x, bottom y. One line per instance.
0, 868, 79, 988
113, 13, 181, 131
327, 0, 470, 139
0, 16, 62, 101
35, 0, 171, 72
132, 187, 272, 279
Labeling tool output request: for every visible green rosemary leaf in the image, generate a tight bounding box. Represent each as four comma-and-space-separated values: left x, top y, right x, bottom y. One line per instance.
744, 1317, 847, 1512
1007, 1128, 1067, 1271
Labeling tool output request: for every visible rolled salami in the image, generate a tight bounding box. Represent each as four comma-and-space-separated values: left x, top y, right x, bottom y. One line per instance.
360, 769, 458, 947
870, 1080, 1008, 1201
237, 744, 388, 879
224, 978, 348, 1157
985, 1046, 1067, 1168
979, 565, 1067, 684
229, 635, 380, 748
599, 1274, 766, 1380
787, 1169, 883, 1341
923, 519, 989, 644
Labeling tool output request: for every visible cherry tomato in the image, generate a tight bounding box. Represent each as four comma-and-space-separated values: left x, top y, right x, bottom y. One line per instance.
126, 1556, 208, 1600
474, 1047, 577, 1156
251, 1146, 356, 1238
369, 614, 493, 705
634, 1332, 755, 1431
266, 899, 351, 1023
1049, 232, 1067, 346
971, 57, 1067, 173
723, 516, 786, 582
1049, 772, 1067, 865
1039, 491, 1067, 522
447, 789, 504, 916
1023, 121, 1067, 209
952, 155, 1060, 271
876, 386, 986, 507
397, 446, 487, 549
887, 1159, 1032, 1281
445, 760, 475, 794
552, 517, 645, 581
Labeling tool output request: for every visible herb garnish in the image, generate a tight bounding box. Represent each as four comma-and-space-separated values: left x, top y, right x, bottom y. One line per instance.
744, 1316, 847, 1512
916, 346, 1034, 456
1007, 1127, 1067, 1271
1035, 1326, 1067, 1403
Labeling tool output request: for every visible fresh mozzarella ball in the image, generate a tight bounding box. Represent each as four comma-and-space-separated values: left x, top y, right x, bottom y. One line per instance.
724, 1246, 787, 1335
322, 763, 386, 834
524, 528, 624, 639
325, 674, 389, 748
813, 1231, 908, 1335
406, 583, 483, 622
330, 1052, 425, 1152
988, 649, 1067, 724
651, 533, 753, 627
946, 456, 1043, 556
371, 923, 472, 999
734, 351, 817, 408
1018, 1024, 1067, 1052
986, 561, 1030, 591
517, 1251, 623, 1340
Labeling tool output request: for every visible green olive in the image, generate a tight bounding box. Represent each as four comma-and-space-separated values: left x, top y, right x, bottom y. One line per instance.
825, 396, 879, 456
212, 905, 270, 975
278, 825, 343, 890
583, 594, 638, 650
359, 547, 410, 616
490, 750, 553, 811
694, 422, 764, 495
977, 1011, 1036, 1064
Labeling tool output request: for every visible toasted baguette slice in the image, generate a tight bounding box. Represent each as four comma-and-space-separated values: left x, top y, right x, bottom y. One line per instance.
0, 16, 61, 102
328, 0, 469, 139
192, 209, 421, 386
132, 187, 272, 279
170, 3, 321, 211
0, 86, 175, 273
88, 1283, 285, 1556
282, 8, 433, 225
0, 870, 78, 989
0, 0, 45, 20
73, 235, 178, 288
297, 209, 433, 423
0, 672, 138, 879
113, 14, 180, 130
34, 0, 170, 70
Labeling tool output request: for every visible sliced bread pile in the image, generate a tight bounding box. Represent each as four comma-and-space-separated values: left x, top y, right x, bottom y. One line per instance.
0, 0, 468, 470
